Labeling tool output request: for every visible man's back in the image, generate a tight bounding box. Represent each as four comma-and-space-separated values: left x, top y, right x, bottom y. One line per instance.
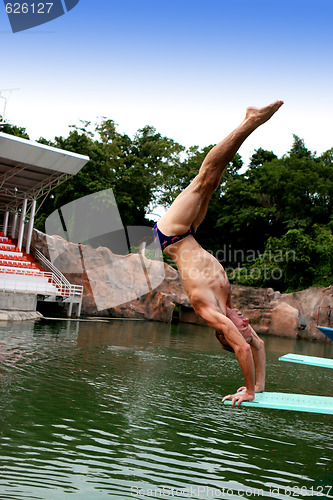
164, 235, 230, 314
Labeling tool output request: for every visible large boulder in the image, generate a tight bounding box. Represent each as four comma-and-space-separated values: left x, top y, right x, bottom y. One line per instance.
282, 286, 333, 340
229, 286, 299, 338
31, 230, 332, 340
32, 229, 191, 323
225, 285, 333, 341
180, 285, 332, 341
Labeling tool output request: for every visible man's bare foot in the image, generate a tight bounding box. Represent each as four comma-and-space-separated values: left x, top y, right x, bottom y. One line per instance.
244, 100, 284, 129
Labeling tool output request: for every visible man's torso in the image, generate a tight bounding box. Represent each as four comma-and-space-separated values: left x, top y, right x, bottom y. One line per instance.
163, 235, 230, 314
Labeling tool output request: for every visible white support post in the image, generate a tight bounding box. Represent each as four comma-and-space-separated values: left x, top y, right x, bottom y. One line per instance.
139, 241, 146, 256
11, 212, 18, 239
25, 199, 36, 255
67, 300, 73, 318
17, 199, 27, 251
3, 212, 9, 236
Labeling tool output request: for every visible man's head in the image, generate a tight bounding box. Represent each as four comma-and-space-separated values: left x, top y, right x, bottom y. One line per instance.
215, 307, 252, 352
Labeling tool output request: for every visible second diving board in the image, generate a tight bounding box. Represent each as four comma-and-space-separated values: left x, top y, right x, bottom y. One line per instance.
279, 353, 333, 369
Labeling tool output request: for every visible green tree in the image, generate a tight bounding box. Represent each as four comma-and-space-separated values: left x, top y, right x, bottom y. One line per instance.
249, 147, 277, 167
288, 134, 313, 159
0, 119, 30, 139
231, 225, 333, 292
311, 224, 333, 287
35, 119, 186, 230
130, 124, 185, 215
217, 136, 332, 254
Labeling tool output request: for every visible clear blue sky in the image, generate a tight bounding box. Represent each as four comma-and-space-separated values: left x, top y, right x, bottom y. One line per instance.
1, 0, 333, 165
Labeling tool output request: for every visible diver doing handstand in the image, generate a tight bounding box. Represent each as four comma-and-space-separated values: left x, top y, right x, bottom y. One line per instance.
154, 100, 284, 406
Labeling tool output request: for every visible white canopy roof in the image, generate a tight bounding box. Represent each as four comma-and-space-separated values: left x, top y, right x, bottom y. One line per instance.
0, 132, 89, 212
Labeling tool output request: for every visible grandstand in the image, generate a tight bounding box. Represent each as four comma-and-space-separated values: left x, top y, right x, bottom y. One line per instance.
0, 131, 89, 317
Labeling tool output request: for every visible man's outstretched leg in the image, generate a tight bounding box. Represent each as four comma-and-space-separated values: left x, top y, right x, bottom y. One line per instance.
158, 100, 284, 236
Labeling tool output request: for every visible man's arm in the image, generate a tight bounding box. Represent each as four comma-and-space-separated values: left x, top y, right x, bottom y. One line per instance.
218, 298, 266, 394
196, 305, 256, 406
237, 326, 266, 394
250, 327, 266, 392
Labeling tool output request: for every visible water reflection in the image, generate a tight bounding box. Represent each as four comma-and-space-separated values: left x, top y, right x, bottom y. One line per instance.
0, 319, 332, 499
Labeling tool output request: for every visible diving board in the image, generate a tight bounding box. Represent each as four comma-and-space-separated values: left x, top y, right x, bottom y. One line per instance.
279, 353, 333, 369
316, 326, 333, 341
223, 392, 333, 415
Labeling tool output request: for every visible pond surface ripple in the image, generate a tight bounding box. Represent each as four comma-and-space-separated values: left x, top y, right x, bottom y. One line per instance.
0, 319, 332, 499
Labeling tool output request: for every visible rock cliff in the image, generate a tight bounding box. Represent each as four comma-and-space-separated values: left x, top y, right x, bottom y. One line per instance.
32, 229, 191, 323
32, 230, 332, 341
227, 285, 333, 341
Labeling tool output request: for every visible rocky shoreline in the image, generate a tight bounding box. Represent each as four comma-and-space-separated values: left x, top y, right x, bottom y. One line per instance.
28, 230, 333, 341
0, 310, 43, 321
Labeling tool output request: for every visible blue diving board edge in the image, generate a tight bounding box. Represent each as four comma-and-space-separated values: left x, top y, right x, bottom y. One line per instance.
223, 392, 333, 415
278, 353, 333, 369
316, 326, 333, 341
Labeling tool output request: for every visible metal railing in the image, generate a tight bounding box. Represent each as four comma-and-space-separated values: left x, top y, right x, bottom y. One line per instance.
44, 272, 83, 297
24, 239, 83, 298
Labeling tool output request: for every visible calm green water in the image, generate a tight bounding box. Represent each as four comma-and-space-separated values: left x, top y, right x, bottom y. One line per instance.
0, 319, 332, 500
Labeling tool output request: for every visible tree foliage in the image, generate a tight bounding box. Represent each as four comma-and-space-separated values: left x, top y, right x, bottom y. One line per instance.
35, 119, 185, 228
0, 118, 30, 139
2, 117, 332, 292
220, 137, 333, 291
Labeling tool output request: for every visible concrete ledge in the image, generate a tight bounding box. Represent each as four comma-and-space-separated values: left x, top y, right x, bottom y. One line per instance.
0, 310, 43, 321
0, 291, 37, 311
